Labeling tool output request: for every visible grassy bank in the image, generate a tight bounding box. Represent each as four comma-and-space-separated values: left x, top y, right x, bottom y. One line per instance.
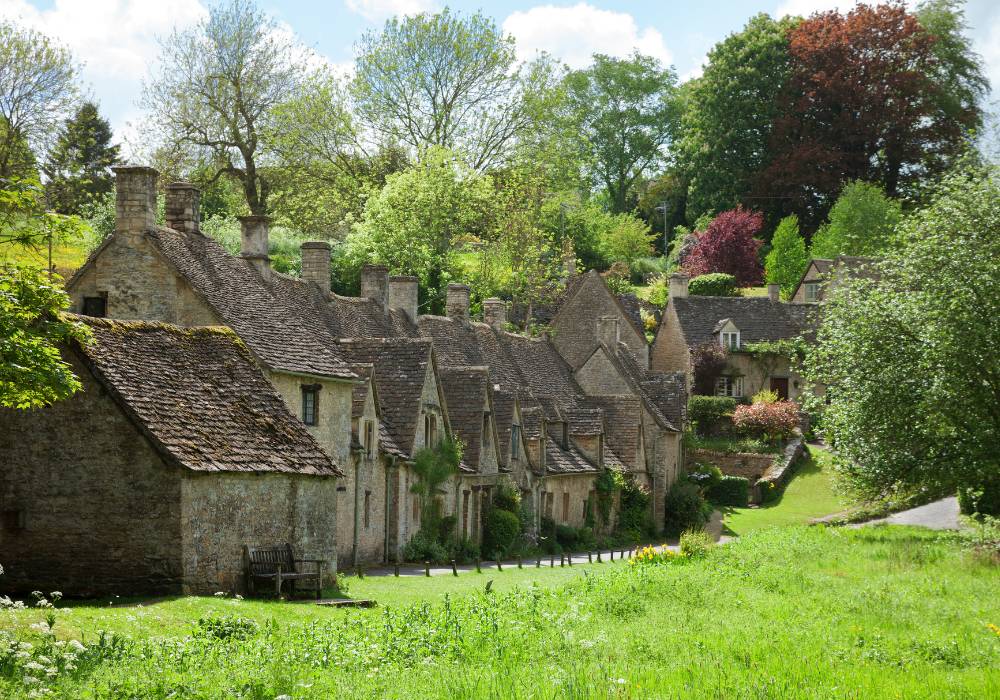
2, 526, 997, 698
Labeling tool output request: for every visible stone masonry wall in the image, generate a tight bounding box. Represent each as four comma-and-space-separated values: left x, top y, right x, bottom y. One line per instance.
0, 353, 184, 596
542, 473, 596, 528
688, 448, 776, 481
551, 274, 648, 369
650, 303, 691, 375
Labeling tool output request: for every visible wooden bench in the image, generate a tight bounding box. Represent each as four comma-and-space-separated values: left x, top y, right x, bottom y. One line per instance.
243, 544, 325, 599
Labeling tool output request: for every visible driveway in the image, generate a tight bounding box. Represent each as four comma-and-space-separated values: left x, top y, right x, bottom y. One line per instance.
854, 496, 962, 530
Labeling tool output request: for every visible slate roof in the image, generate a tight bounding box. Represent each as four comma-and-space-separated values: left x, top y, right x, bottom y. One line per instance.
438, 366, 492, 471
582, 395, 642, 469
565, 407, 603, 437
670, 296, 807, 348
335, 338, 437, 457
638, 372, 687, 430
74, 316, 340, 476
545, 439, 600, 474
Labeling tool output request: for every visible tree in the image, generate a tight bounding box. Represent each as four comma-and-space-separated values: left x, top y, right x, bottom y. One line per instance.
599, 212, 655, 267
759, 3, 984, 228
682, 208, 764, 286
142, 0, 310, 216
809, 181, 901, 259
353, 9, 538, 171
42, 102, 119, 214
566, 53, 678, 213
691, 342, 729, 395
678, 14, 796, 222
804, 164, 999, 503
0, 21, 78, 180
765, 214, 809, 298
0, 264, 89, 408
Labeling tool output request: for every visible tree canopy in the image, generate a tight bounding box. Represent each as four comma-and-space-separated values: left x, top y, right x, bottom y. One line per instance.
810, 181, 902, 259
43, 102, 119, 215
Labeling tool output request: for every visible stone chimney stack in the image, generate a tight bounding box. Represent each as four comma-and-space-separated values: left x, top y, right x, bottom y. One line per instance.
388, 275, 419, 321
668, 272, 689, 299
562, 238, 577, 280
239, 216, 271, 280
596, 316, 620, 348
114, 166, 158, 236
446, 283, 470, 321
483, 298, 507, 330
361, 264, 389, 313
301, 241, 331, 295
164, 182, 200, 235
767, 283, 781, 302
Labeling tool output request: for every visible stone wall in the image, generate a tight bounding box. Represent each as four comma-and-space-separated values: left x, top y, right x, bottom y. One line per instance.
650, 304, 691, 375
688, 448, 776, 481
0, 353, 184, 596
542, 473, 597, 528
180, 472, 338, 594
551, 274, 648, 369
268, 372, 354, 469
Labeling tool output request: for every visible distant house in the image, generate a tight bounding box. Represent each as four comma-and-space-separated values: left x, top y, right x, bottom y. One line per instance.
790, 256, 880, 303
651, 275, 813, 401
0, 318, 340, 596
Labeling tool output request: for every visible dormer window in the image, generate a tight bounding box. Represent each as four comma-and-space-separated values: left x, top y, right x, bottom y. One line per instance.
721, 331, 739, 350
423, 413, 437, 447
804, 282, 821, 302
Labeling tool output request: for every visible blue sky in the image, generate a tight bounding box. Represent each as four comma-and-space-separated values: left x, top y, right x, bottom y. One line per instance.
1, 0, 998, 152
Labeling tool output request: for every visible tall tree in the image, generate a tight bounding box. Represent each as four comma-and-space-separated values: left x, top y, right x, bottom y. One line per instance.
682, 208, 764, 286
353, 9, 539, 171
759, 2, 984, 228
810, 181, 902, 259
142, 0, 310, 216
43, 102, 119, 214
0, 21, 78, 180
566, 53, 678, 213
764, 214, 808, 298
678, 14, 797, 223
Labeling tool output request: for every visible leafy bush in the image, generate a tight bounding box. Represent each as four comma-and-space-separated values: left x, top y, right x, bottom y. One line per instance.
707, 475, 750, 506
688, 273, 738, 297
555, 524, 580, 550
438, 514, 458, 543
681, 208, 764, 286
630, 255, 667, 283
194, 615, 260, 642
690, 344, 730, 396
402, 531, 449, 564
447, 536, 480, 564
492, 481, 520, 514
751, 388, 778, 405
732, 401, 799, 443
688, 395, 737, 436
603, 261, 633, 295
679, 529, 714, 557
958, 478, 1000, 518
483, 508, 520, 557
664, 480, 712, 536
686, 463, 722, 492
617, 478, 652, 541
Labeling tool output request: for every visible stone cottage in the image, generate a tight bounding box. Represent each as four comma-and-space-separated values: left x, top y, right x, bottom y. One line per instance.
790, 255, 880, 303
0, 317, 340, 596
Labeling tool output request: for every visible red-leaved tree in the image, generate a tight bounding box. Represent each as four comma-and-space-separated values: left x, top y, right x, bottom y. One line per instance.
682, 208, 764, 286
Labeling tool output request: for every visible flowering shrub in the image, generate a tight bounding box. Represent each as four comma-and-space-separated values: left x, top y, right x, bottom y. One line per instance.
629, 545, 685, 566
732, 400, 800, 443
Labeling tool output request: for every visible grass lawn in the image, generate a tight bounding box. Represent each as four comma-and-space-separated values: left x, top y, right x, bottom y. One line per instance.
0, 240, 89, 278
721, 445, 848, 536
2, 526, 998, 698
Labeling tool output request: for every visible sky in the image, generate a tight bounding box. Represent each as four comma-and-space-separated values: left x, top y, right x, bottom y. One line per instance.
1, 0, 998, 155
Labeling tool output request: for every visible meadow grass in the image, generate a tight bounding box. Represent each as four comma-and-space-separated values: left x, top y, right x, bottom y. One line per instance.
2, 526, 997, 698
0, 240, 89, 278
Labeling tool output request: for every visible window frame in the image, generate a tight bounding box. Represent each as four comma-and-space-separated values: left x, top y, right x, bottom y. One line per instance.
720, 330, 740, 350
804, 281, 821, 302
510, 424, 521, 460
81, 295, 107, 318
301, 384, 320, 426
715, 375, 744, 398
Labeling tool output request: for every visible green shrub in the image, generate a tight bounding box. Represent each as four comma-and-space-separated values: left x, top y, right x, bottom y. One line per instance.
688, 273, 738, 297
555, 524, 579, 550
679, 528, 714, 557
958, 478, 1000, 518
707, 475, 750, 506
447, 536, 480, 564
438, 514, 458, 543
402, 531, 449, 563
686, 463, 723, 492
194, 615, 260, 641
664, 480, 712, 536
493, 482, 520, 514
483, 508, 520, 557
688, 395, 737, 436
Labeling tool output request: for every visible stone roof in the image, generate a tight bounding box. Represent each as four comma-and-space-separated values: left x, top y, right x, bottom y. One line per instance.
670, 296, 807, 348
438, 366, 492, 471
545, 439, 600, 474
565, 407, 603, 437
583, 395, 642, 469
75, 316, 340, 477
325, 293, 418, 339
335, 337, 437, 457
588, 342, 680, 432
639, 372, 687, 430
491, 389, 516, 467
350, 364, 374, 419
520, 405, 545, 440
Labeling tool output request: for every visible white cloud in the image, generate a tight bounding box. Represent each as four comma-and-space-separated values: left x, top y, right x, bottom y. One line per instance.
345, 0, 436, 23
502, 3, 672, 69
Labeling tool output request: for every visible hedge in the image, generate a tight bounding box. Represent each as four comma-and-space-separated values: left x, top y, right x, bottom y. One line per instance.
483, 509, 520, 557
707, 475, 750, 507
688, 395, 737, 436
688, 273, 739, 297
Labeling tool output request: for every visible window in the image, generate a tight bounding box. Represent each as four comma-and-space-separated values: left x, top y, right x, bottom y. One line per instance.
82, 295, 107, 318
510, 425, 521, 459
363, 420, 375, 459
423, 413, 438, 447
804, 281, 821, 302
482, 412, 491, 445
301, 385, 320, 426
462, 491, 470, 534
720, 330, 740, 350
562, 492, 570, 521
364, 491, 371, 529
715, 376, 744, 398
561, 422, 568, 449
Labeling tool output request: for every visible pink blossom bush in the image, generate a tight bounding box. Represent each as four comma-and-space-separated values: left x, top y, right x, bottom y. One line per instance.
732, 400, 800, 443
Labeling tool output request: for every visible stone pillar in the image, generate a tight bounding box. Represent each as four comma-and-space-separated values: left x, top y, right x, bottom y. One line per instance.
388, 275, 419, 321
113, 166, 158, 236
239, 216, 271, 280
361, 264, 389, 313
483, 298, 506, 330
301, 241, 331, 295
668, 273, 689, 299
596, 316, 620, 348
446, 283, 470, 321
164, 182, 200, 235
767, 283, 781, 302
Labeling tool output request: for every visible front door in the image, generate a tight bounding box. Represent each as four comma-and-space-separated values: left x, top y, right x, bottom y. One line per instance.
770, 377, 789, 401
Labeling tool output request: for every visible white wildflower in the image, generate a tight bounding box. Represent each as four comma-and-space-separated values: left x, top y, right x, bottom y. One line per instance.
68, 639, 85, 652
24, 661, 46, 672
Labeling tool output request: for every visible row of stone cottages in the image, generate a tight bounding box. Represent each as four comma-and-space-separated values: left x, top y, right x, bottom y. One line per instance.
0, 167, 846, 595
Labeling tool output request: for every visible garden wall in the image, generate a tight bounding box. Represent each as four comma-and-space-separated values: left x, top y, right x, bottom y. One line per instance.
690, 438, 805, 504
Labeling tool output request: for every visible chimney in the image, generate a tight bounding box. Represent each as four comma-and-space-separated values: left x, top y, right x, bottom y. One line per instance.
767, 283, 781, 302
596, 316, 620, 348
388, 275, 419, 321
164, 182, 200, 234
239, 216, 271, 280
113, 166, 158, 236
562, 238, 576, 280
446, 283, 470, 321
483, 298, 507, 330
301, 241, 331, 295
668, 272, 689, 299
361, 264, 389, 313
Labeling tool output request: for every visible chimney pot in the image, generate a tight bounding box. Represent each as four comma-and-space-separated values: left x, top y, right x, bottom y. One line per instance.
483, 298, 507, 330
446, 283, 470, 321
668, 272, 689, 299
361, 264, 389, 314
596, 316, 620, 348
113, 165, 158, 236
388, 275, 419, 321
767, 283, 781, 302
164, 182, 200, 234
239, 216, 271, 280
301, 241, 332, 295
